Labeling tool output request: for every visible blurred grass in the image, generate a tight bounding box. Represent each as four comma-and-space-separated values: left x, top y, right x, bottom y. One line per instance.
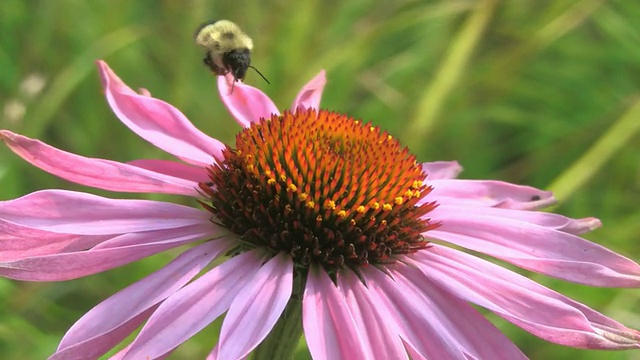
1, 0, 639, 359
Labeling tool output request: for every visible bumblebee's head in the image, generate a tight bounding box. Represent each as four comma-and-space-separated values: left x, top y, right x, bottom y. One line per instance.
223, 49, 251, 81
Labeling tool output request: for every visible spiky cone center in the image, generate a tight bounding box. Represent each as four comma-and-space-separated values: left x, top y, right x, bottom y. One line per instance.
200, 109, 438, 273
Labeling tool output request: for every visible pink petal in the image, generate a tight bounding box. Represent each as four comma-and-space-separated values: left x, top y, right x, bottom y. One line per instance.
1, 130, 199, 196
205, 347, 217, 360
361, 265, 467, 359
426, 179, 555, 210
0, 220, 109, 260
0, 190, 210, 235
290, 70, 327, 112
51, 308, 157, 360
390, 263, 527, 359
428, 205, 640, 287
222, 73, 236, 88
217, 253, 293, 359
431, 204, 601, 235
561, 216, 602, 235
120, 250, 267, 360
421, 161, 463, 180
204, 345, 248, 360
111, 346, 173, 360
97, 60, 224, 166
0, 224, 220, 281
109, 343, 133, 360
303, 264, 370, 360
337, 269, 408, 359
411, 246, 640, 350
402, 342, 428, 360
51, 241, 226, 360
217, 76, 279, 128
127, 159, 208, 184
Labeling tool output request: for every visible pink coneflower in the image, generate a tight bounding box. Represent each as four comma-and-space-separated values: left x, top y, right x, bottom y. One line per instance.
1, 61, 639, 359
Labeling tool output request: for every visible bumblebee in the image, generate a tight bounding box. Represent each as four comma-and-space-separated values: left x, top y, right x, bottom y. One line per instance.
194, 20, 269, 87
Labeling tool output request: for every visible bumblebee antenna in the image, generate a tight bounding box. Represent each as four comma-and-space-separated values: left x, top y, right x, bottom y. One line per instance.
249, 65, 270, 84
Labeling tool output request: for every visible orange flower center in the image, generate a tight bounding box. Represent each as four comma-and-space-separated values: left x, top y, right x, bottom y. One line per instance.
200, 109, 438, 272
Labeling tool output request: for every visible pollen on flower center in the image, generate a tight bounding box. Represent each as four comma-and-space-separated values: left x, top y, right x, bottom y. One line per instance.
199, 109, 438, 272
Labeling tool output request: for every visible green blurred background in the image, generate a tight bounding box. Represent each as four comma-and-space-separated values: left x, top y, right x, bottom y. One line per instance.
1, 0, 639, 359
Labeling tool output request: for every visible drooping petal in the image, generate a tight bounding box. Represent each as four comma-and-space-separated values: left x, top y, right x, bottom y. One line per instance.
411, 246, 640, 350
217, 77, 279, 128
120, 250, 267, 360
337, 269, 408, 359
217, 253, 293, 359
426, 179, 555, 210
0, 220, 109, 261
97, 60, 224, 166
0, 224, 220, 281
205, 347, 217, 360
421, 161, 463, 180
52, 308, 157, 360
1, 130, 199, 196
303, 264, 370, 360
431, 204, 601, 235
0, 190, 210, 235
204, 345, 249, 360
50, 241, 226, 360
110, 344, 174, 360
361, 266, 467, 360
428, 205, 640, 287
111, 346, 174, 360
127, 159, 208, 184
290, 70, 327, 112
557, 217, 602, 235
389, 263, 528, 359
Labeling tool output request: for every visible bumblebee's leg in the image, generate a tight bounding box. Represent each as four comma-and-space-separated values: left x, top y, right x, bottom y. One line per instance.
203, 52, 227, 75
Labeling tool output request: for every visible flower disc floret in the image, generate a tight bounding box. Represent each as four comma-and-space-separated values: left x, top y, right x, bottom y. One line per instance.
200, 109, 438, 272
